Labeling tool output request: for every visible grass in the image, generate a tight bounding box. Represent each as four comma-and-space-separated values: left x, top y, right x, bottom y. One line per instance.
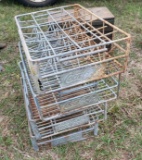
0, 0, 142, 159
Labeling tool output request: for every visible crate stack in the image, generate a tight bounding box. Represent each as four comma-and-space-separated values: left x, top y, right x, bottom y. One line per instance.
15, 4, 131, 151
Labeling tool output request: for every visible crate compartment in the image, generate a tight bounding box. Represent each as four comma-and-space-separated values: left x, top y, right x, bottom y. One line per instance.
15, 4, 131, 91
28, 121, 99, 151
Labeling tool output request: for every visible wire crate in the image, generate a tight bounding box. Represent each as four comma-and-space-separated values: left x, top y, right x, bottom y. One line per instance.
20, 62, 107, 151
21, 72, 106, 142
28, 121, 99, 151
21, 74, 103, 151
15, 4, 131, 91
19, 61, 118, 121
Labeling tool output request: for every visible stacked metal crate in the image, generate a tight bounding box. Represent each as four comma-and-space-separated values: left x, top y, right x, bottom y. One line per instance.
15, 4, 131, 151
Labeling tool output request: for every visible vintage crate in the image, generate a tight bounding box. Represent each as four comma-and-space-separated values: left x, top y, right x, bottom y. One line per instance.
15, 4, 131, 91
21, 70, 106, 141
19, 60, 118, 121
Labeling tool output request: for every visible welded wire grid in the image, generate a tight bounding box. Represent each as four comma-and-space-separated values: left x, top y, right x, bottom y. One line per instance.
19, 61, 118, 121
16, 5, 130, 91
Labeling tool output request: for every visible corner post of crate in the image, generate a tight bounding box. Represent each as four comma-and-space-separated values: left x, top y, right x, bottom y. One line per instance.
94, 121, 99, 136
30, 136, 39, 151
30, 121, 41, 139
104, 102, 108, 120
125, 36, 131, 72
117, 73, 121, 98
34, 97, 44, 120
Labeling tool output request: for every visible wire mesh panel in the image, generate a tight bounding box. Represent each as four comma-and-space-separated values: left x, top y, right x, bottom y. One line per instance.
15, 4, 131, 91
19, 61, 118, 121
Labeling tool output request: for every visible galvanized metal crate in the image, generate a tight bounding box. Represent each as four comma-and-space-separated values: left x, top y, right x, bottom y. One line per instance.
15, 4, 131, 91
28, 121, 99, 151
20, 67, 105, 151
21, 70, 106, 143
19, 60, 118, 121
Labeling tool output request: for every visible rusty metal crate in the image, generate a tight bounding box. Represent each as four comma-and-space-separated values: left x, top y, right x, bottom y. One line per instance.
21, 74, 103, 151
19, 60, 118, 121
15, 4, 131, 92
21, 71, 106, 142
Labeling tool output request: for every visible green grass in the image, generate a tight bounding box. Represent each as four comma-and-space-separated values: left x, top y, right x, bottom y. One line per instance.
0, 0, 142, 160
